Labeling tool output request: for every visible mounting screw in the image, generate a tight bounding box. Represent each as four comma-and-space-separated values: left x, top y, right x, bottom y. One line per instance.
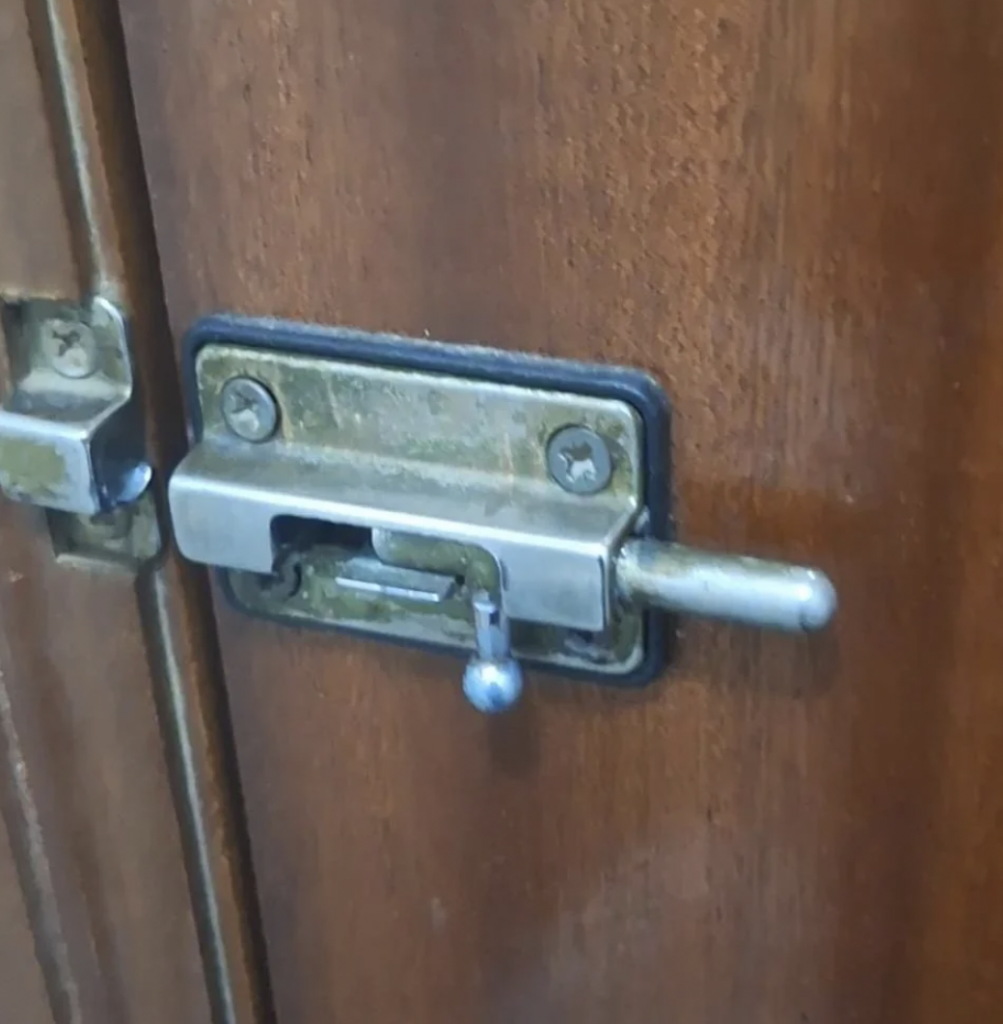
220, 377, 279, 443
546, 425, 613, 495
40, 318, 98, 379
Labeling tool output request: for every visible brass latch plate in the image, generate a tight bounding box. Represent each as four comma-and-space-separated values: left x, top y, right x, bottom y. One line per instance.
171, 317, 672, 685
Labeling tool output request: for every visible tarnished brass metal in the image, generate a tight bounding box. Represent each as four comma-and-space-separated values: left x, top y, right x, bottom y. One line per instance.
0, 297, 151, 515
48, 488, 162, 571
172, 343, 649, 677
0, 297, 160, 567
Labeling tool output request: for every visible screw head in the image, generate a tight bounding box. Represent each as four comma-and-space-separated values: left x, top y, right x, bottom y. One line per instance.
220, 377, 279, 442
546, 425, 613, 495
40, 318, 98, 378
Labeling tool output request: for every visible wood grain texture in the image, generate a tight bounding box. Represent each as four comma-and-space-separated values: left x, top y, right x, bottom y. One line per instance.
0, 807, 53, 1024
54, 2, 272, 1017
0, 0, 80, 297
0, 2, 252, 1024
0, 531, 212, 1024
121, 1, 1003, 1022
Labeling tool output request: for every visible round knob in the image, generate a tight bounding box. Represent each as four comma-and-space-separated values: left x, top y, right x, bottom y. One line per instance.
462, 592, 523, 713
463, 657, 523, 714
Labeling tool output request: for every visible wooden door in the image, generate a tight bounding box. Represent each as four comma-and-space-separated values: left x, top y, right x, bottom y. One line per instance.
0, 3, 260, 1023
9, 0, 1003, 1022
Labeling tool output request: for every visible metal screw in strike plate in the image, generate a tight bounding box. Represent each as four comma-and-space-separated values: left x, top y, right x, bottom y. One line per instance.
462, 591, 524, 713
220, 377, 279, 443
40, 318, 98, 379
546, 425, 613, 495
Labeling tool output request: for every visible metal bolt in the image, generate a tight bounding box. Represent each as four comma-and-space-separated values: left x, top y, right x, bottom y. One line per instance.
40, 318, 98, 378
220, 377, 279, 442
546, 425, 613, 495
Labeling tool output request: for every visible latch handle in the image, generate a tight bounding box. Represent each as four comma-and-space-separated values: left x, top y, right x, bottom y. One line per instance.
615, 540, 837, 633
462, 592, 525, 714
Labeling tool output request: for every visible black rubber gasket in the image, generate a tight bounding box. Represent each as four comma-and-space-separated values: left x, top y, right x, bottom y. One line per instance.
182, 315, 674, 687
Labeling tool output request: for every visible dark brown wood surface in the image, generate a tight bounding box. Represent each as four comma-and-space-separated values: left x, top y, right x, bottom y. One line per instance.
0, 2, 259, 1023
0, 0, 79, 297
120, 1, 1003, 1022
0, 813, 53, 1024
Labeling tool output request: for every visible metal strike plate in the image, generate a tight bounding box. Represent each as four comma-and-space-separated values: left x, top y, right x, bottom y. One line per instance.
0, 297, 152, 516
171, 331, 662, 679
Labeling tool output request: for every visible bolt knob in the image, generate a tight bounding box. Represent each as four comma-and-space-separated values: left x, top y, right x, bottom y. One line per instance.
462, 591, 523, 713
463, 656, 523, 714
